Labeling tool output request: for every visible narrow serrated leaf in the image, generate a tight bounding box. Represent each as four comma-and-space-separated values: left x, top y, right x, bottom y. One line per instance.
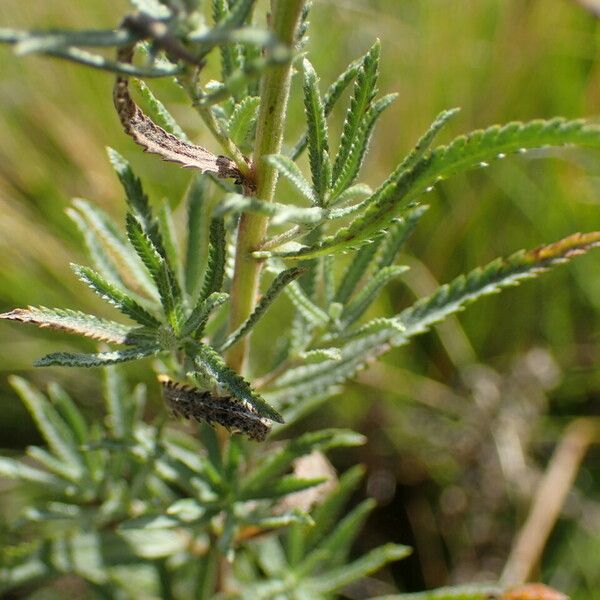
264, 154, 317, 204
199, 217, 226, 301
268, 118, 600, 259
126, 214, 182, 330
285, 280, 330, 326
191, 342, 283, 422
72, 264, 161, 328
182, 292, 230, 338
270, 232, 600, 403
219, 268, 303, 351
133, 79, 189, 141
332, 93, 397, 198
341, 265, 408, 327
290, 53, 362, 160
70, 199, 157, 299
185, 176, 212, 299
228, 96, 260, 149
0, 307, 137, 345
332, 40, 380, 185
35, 345, 161, 368
302, 59, 330, 202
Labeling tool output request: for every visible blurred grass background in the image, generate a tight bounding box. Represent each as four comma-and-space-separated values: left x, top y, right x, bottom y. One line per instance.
1, 0, 599, 597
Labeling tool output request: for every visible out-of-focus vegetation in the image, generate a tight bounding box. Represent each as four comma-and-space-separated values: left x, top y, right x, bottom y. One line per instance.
1, 1, 599, 598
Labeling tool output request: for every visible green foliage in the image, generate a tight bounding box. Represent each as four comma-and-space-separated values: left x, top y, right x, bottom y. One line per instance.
1, 2, 598, 598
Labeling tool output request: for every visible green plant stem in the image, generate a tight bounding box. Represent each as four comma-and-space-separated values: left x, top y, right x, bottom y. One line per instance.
227, 0, 306, 373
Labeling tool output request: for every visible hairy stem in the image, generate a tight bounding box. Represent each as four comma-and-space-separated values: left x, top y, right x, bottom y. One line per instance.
227, 0, 306, 373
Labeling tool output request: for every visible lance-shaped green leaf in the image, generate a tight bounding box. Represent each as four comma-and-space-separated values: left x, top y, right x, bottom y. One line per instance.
0, 456, 71, 493
191, 342, 283, 423
340, 265, 408, 327
35, 345, 161, 368
240, 475, 327, 501
103, 366, 129, 440
212, 0, 244, 79
263, 118, 600, 260
0, 306, 138, 345
242, 509, 314, 529
331, 182, 373, 207
331, 93, 397, 198
182, 292, 230, 338
185, 176, 212, 299
219, 267, 303, 351
158, 201, 184, 291
199, 217, 226, 301
126, 214, 182, 330
133, 80, 189, 141
299, 499, 376, 575
216, 194, 324, 225
334, 241, 382, 305
72, 264, 161, 329
48, 383, 89, 446
298, 348, 342, 363
375, 205, 428, 269
332, 40, 380, 185
227, 96, 260, 149
307, 464, 366, 550
302, 59, 330, 203
290, 53, 363, 160
309, 544, 411, 594
69, 199, 157, 299
108, 148, 169, 262
264, 154, 317, 205
242, 429, 365, 491
10, 376, 84, 471
270, 232, 600, 403
285, 279, 330, 327
372, 585, 503, 600
385, 108, 460, 183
